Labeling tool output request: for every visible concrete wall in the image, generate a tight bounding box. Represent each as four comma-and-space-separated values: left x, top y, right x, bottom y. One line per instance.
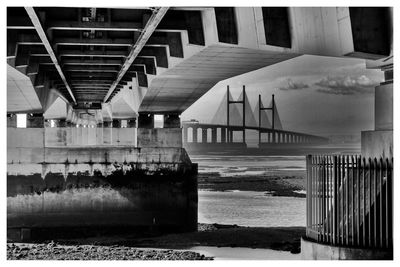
375, 83, 393, 130
7, 127, 197, 241
7, 145, 197, 240
137, 128, 182, 148
301, 237, 392, 260
35, 127, 137, 147
361, 130, 393, 159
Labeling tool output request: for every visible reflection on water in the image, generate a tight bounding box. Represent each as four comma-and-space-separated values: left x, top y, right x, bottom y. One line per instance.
188, 246, 300, 260
198, 190, 305, 227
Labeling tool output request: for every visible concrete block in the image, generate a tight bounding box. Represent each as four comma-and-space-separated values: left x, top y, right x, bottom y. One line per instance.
7, 128, 45, 148
361, 130, 393, 159
137, 128, 182, 148
375, 83, 393, 130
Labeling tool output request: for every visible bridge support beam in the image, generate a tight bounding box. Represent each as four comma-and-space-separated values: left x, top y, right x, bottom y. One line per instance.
202, 128, 207, 143
103, 120, 112, 145
193, 127, 198, 143
362, 61, 393, 158
221, 128, 226, 143
211, 128, 217, 143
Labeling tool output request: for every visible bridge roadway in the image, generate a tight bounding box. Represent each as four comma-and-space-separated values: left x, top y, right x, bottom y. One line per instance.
182, 123, 328, 145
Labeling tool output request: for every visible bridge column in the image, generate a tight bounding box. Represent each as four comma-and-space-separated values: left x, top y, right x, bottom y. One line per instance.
192, 127, 198, 143
7, 114, 16, 128
182, 126, 188, 143
81, 125, 89, 145
211, 127, 217, 143
202, 128, 207, 143
96, 122, 103, 145
164, 114, 180, 128
362, 62, 393, 158
221, 128, 226, 143
103, 120, 112, 145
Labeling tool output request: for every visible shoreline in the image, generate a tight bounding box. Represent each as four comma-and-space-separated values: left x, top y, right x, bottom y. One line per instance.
198, 171, 306, 198
7, 223, 304, 260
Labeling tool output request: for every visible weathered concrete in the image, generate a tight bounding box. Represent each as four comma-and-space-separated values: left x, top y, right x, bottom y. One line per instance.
112, 128, 137, 146
8, 125, 197, 241
7, 145, 198, 241
375, 83, 393, 131
301, 237, 392, 260
361, 130, 393, 159
138, 128, 182, 148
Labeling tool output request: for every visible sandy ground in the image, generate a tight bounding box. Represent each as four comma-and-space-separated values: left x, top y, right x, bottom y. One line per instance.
7, 224, 304, 260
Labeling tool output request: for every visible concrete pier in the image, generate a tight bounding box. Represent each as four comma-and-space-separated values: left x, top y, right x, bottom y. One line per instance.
7, 126, 197, 241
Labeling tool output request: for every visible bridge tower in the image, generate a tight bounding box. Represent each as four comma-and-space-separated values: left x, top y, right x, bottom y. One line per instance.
227, 85, 246, 143
258, 94, 275, 143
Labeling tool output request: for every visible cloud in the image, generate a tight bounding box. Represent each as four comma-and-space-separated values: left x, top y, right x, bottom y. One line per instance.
278, 79, 309, 91
314, 75, 377, 95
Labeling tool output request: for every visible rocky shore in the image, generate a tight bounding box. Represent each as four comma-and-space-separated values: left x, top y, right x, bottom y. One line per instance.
7, 242, 213, 260
7, 223, 304, 260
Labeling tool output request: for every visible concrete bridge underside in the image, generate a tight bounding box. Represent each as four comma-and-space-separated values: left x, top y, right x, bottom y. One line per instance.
6, 6, 392, 241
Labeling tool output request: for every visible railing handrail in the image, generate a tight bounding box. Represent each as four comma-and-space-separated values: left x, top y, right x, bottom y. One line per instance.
306, 154, 393, 249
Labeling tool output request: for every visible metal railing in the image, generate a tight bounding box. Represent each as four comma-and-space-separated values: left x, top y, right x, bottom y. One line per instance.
306, 155, 393, 249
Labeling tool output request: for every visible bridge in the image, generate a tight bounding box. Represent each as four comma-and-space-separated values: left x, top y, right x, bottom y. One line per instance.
6, 6, 393, 258
183, 86, 328, 151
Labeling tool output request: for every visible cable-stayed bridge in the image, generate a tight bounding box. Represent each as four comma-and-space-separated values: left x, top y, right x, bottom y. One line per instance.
182, 86, 328, 151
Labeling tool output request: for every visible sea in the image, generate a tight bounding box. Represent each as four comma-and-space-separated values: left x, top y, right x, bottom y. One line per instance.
191, 143, 361, 228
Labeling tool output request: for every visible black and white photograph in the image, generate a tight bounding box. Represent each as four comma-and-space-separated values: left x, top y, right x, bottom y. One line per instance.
3, 0, 396, 262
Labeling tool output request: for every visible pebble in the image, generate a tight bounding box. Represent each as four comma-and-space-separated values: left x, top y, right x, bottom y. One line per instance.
7, 242, 213, 260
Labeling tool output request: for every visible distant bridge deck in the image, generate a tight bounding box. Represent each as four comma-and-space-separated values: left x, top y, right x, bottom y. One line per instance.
182, 122, 328, 145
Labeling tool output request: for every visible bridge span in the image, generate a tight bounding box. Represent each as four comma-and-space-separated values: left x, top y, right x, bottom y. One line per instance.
183, 86, 328, 151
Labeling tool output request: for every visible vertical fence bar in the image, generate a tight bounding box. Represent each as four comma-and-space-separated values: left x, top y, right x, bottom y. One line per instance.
351, 155, 355, 246
368, 158, 372, 247
306, 155, 310, 236
340, 155, 344, 244
328, 157, 333, 243
318, 155, 322, 241
321, 156, 324, 242
356, 156, 361, 246
323, 156, 327, 242
385, 159, 390, 248
373, 158, 378, 247
346, 155, 349, 245
333, 155, 338, 245
362, 157, 366, 247
387, 158, 392, 248
313, 156, 316, 238
312, 156, 316, 237
379, 157, 383, 248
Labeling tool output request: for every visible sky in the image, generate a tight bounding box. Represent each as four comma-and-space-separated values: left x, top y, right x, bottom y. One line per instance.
181, 55, 383, 137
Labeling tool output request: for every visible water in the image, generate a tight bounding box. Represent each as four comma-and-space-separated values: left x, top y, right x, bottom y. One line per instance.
188, 246, 300, 260
198, 190, 305, 227
192, 155, 307, 177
